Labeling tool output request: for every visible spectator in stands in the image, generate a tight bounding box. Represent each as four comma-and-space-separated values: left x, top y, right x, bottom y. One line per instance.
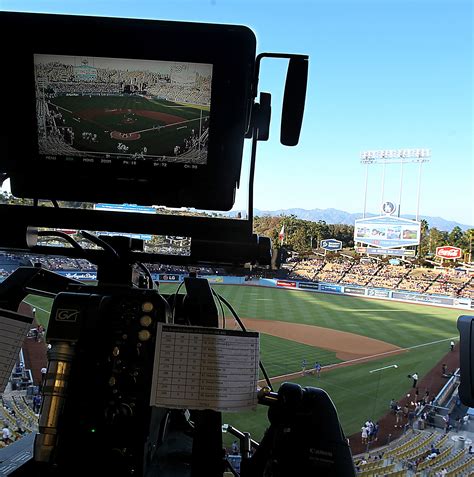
33, 394, 42, 413
419, 411, 427, 430
372, 422, 379, 442
2, 424, 12, 444
430, 443, 440, 455
231, 440, 239, 455
36, 324, 44, 342
40, 367, 47, 391
443, 414, 450, 434
426, 450, 438, 460
463, 414, 469, 427
15, 418, 26, 436
395, 406, 403, 428
424, 389, 430, 402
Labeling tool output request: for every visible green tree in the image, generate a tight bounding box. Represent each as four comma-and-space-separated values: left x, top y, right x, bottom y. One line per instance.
419, 219, 430, 258
448, 226, 464, 247
463, 228, 474, 262
427, 228, 448, 255
327, 223, 355, 248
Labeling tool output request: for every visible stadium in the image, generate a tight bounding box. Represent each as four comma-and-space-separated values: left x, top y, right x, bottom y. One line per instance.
35, 55, 211, 162
0, 3, 472, 477
1, 241, 473, 475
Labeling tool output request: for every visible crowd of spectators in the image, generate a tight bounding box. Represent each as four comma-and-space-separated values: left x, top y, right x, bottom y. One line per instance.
287, 257, 325, 281
1, 251, 473, 299
0, 253, 226, 280
283, 255, 473, 299
35, 60, 211, 106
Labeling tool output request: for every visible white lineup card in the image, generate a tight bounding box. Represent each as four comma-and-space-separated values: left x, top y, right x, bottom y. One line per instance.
150, 323, 259, 412
0, 310, 33, 393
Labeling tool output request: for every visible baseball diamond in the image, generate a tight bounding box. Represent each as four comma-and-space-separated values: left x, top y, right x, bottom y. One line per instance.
24, 282, 462, 443
46, 95, 209, 158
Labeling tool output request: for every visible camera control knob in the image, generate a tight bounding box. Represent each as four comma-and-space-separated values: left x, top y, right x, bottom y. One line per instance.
141, 302, 154, 313
138, 330, 151, 341
139, 315, 152, 327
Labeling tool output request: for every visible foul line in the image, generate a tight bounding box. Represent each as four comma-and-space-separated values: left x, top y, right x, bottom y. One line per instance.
260, 336, 458, 385
131, 115, 210, 135
22, 300, 51, 314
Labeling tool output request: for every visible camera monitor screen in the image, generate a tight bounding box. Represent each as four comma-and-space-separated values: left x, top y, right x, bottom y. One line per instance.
0, 12, 256, 210
35, 54, 212, 167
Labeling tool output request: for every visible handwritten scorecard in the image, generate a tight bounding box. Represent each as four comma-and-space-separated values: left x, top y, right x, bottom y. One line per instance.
0, 309, 33, 393
150, 324, 259, 412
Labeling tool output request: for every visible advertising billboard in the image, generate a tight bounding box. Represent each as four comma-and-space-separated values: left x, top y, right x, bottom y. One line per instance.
356, 247, 416, 257
298, 282, 319, 290
392, 291, 454, 306
343, 286, 366, 296
158, 274, 181, 281
61, 271, 97, 281
319, 283, 342, 293
354, 215, 421, 249
435, 246, 462, 260
367, 289, 391, 298
276, 280, 297, 288
321, 239, 343, 251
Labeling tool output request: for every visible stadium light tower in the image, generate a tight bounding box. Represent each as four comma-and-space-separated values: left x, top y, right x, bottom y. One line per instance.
360, 149, 431, 220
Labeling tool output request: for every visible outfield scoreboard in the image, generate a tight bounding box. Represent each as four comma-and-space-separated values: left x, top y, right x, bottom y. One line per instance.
354, 215, 421, 250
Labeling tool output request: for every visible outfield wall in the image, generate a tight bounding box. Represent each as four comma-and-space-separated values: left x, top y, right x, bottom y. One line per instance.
54, 270, 472, 310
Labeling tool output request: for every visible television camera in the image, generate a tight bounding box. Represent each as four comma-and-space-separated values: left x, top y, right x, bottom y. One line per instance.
0, 11, 356, 476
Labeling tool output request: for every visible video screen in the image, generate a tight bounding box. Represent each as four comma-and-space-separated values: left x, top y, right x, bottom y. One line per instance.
34, 54, 212, 165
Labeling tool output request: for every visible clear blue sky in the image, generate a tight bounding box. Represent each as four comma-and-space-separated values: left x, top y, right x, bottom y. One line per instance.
2, 0, 472, 225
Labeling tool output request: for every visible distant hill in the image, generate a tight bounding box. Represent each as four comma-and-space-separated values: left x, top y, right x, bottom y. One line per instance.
239, 208, 472, 231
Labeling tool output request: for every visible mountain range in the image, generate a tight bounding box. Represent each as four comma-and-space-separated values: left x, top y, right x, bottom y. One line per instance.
238, 208, 472, 232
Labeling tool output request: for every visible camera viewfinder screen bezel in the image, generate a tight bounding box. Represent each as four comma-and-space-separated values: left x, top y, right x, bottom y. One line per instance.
0, 12, 257, 210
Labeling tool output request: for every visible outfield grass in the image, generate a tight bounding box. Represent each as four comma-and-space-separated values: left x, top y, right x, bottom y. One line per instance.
209, 285, 460, 348
258, 333, 341, 378
223, 339, 451, 442
22, 283, 461, 441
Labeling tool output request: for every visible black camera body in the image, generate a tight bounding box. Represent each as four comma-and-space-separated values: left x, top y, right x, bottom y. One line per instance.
0, 12, 256, 210
35, 287, 171, 475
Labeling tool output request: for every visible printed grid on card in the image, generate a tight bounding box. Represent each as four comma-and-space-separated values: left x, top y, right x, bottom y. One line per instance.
150, 324, 259, 412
